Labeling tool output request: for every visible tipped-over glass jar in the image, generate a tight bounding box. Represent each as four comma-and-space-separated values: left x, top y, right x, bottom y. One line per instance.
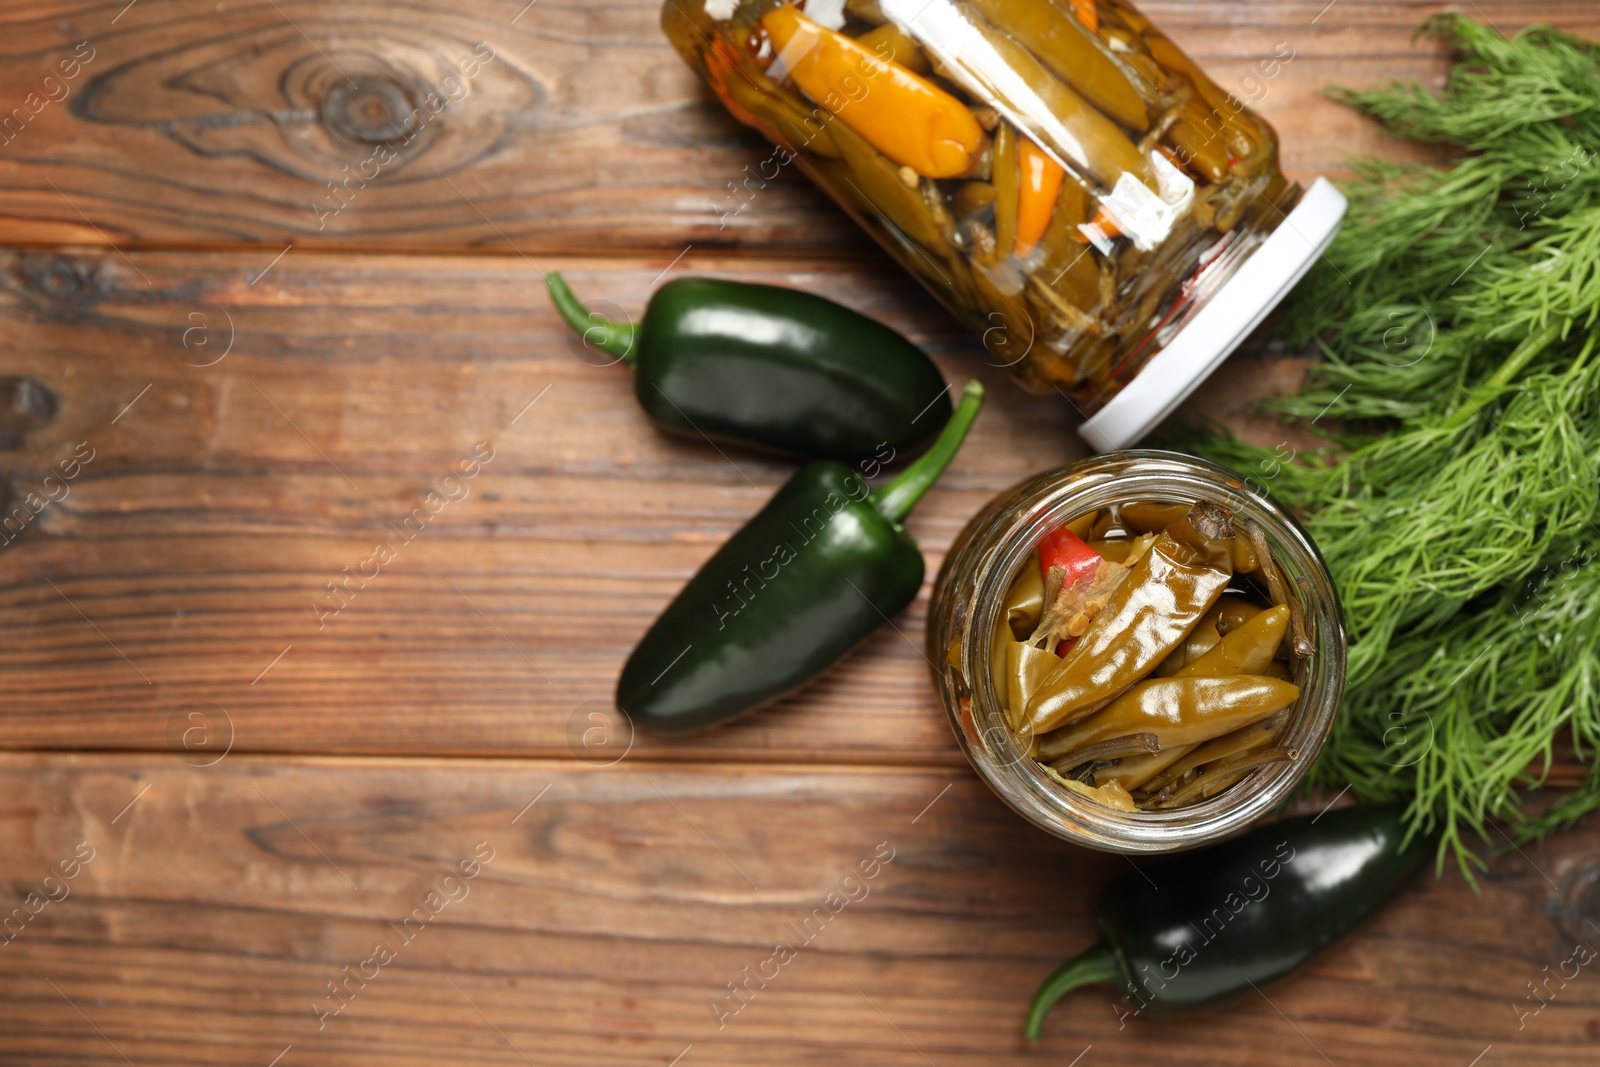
927, 451, 1344, 852
665, 0, 1345, 450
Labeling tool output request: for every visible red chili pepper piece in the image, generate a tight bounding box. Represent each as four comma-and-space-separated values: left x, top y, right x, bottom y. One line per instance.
1039, 526, 1102, 589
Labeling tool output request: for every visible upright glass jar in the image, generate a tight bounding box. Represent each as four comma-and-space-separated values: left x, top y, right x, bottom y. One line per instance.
927, 451, 1344, 852
664, 0, 1346, 449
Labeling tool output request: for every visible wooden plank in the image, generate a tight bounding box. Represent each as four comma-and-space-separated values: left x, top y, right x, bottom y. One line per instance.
0, 0, 1594, 253
0, 247, 1105, 763
21, 247, 1556, 775
0, 753, 1595, 1066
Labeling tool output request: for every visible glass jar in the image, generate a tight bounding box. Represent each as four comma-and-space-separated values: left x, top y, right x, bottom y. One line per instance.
664, 0, 1345, 450
926, 450, 1344, 852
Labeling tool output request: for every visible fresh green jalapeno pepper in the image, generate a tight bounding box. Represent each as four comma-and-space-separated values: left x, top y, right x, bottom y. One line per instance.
1023, 503, 1236, 736
618, 382, 985, 733
1023, 803, 1434, 1039
546, 273, 952, 464
1035, 674, 1298, 762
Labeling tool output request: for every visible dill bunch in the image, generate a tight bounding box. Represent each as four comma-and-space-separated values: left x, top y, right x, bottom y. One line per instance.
1175, 14, 1600, 876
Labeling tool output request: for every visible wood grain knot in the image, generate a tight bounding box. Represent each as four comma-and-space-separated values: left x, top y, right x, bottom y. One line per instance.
0, 377, 60, 450
15, 253, 109, 312
1557, 854, 1600, 943
72, 26, 540, 227
322, 75, 420, 145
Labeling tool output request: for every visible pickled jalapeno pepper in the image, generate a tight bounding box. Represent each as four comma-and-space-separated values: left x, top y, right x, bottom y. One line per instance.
995, 498, 1315, 811
1021, 501, 1236, 736
1034, 675, 1298, 761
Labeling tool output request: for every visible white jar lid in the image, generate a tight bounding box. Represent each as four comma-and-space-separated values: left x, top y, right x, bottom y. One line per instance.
1077, 177, 1348, 453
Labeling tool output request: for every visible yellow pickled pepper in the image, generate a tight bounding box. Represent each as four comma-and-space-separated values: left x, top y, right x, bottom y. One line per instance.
761, 4, 986, 179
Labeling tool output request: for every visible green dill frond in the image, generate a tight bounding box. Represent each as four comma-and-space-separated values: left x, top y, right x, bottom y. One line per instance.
1175, 15, 1600, 878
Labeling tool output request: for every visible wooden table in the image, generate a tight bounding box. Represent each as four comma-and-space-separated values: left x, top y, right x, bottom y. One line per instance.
3, 1, 1600, 1063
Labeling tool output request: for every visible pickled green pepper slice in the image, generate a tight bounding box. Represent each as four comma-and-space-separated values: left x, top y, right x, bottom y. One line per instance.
943, 1, 1152, 190
1035, 674, 1299, 762
1174, 605, 1289, 678
1023, 502, 1235, 736
964, 0, 1150, 131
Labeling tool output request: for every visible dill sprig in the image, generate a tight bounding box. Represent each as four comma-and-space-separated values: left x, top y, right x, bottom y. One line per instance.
1174, 14, 1600, 878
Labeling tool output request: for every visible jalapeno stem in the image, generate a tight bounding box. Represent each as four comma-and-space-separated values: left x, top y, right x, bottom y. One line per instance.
871, 380, 985, 525
546, 272, 637, 365
1024, 941, 1120, 1041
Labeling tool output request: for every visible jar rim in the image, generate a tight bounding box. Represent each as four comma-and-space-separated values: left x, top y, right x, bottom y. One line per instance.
930, 449, 1346, 853
1078, 179, 1347, 451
